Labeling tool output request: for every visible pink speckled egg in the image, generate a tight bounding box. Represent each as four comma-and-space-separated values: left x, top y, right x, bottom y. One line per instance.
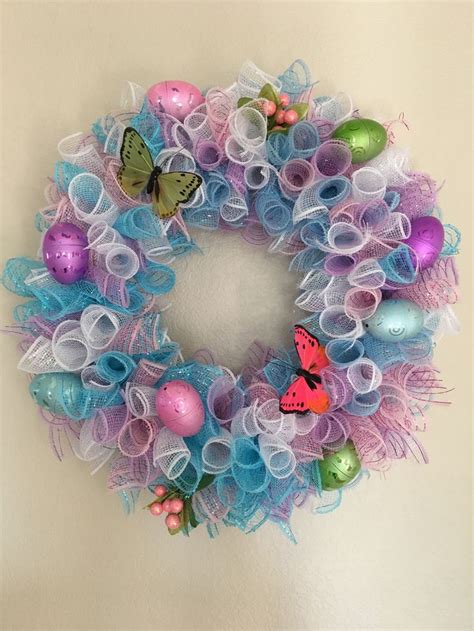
155, 380, 205, 437
147, 80, 204, 122
42, 222, 88, 284
403, 216, 445, 271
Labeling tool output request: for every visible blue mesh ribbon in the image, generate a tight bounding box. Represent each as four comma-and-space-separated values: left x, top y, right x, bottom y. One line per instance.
54, 161, 86, 194
379, 245, 416, 285
96, 351, 137, 384
114, 206, 162, 240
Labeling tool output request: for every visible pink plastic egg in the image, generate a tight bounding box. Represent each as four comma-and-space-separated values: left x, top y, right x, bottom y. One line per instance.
42, 222, 88, 284
155, 380, 205, 437
147, 80, 204, 122
403, 216, 445, 271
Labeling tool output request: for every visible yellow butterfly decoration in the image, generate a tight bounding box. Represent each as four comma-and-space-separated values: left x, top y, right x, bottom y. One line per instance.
117, 127, 203, 219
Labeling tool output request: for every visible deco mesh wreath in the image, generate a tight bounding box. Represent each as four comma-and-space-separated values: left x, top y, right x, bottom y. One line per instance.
3, 60, 461, 539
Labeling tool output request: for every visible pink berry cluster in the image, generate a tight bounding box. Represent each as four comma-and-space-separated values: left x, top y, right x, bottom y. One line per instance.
149, 484, 184, 532
263, 92, 299, 126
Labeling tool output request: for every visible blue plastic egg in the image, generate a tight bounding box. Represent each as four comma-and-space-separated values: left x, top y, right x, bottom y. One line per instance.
29, 372, 83, 417
362, 299, 424, 343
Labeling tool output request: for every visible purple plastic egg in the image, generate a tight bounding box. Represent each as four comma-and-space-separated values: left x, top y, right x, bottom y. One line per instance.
42, 222, 88, 284
147, 80, 204, 122
155, 380, 205, 437
403, 216, 445, 271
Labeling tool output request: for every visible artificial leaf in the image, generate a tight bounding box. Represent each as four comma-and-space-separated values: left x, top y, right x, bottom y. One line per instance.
289, 102, 309, 121
196, 473, 215, 492
258, 83, 279, 104
237, 97, 253, 108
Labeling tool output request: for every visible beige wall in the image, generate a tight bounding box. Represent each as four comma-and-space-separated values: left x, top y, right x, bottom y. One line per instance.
0, 2, 472, 630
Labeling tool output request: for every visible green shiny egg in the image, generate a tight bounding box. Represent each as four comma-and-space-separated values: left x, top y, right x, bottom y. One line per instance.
332, 118, 387, 163
29, 372, 82, 417
314, 441, 361, 490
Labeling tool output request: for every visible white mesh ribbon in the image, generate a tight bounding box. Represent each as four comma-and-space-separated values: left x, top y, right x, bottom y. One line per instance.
347, 259, 386, 289
192, 484, 229, 523
346, 359, 382, 393
314, 93, 353, 124
71, 421, 115, 475
368, 146, 411, 187
293, 184, 329, 223
255, 399, 296, 443
230, 402, 260, 438
237, 60, 281, 98
351, 167, 387, 203
80, 305, 126, 350
87, 222, 139, 279
120, 80, 146, 112
201, 429, 233, 474
375, 212, 411, 242
125, 384, 157, 418
17, 336, 63, 373
152, 427, 191, 480
183, 103, 213, 143
228, 100, 267, 158
244, 161, 276, 191
205, 87, 235, 144
81, 365, 115, 391
344, 287, 382, 320
57, 132, 105, 177
319, 305, 364, 339
258, 433, 296, 479
220, 194, 248, 223
68, 173, 119, 225
326, 222, 368, 255
52, 320, 100, 371
118, 416, 158, 458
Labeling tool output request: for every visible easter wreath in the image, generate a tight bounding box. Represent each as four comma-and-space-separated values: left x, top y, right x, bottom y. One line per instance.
2, 60, 461, 540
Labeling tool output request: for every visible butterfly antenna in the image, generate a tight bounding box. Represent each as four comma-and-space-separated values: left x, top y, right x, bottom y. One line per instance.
267, 353, 295, 372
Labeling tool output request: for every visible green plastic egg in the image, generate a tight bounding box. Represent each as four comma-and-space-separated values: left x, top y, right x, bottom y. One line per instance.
332, 118, 387, 163
314, 441, 361, 490
29, 372, 82, 417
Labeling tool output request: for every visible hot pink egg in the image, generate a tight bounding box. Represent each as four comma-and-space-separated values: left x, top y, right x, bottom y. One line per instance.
42, 222, 88, 284
403, 216, 445, 271
147, 80, 204, 122
155, 380, 205, 437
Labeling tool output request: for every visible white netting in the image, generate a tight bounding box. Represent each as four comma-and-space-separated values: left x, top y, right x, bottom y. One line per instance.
120, 80, 146, 112
183, 104, 213, 143
52, 320, 100, 371
81, 366, 115, 391
368, 146, 412, 187
237, 60, 281, 98
87, 221, 124, 250
228, 99, 267, 155
71, 421, 114, 474
244, 161, 275, 190
80, 305, 127, 350
314, 93, 353, 124
279, 159, 315, 197
293, 184, 329, 223
152, 427, 191, 480
347, 359, 382, 393
347, 259, 386, 289
319, 305, 363, 339
351, 167, 387, 203
225, 136, 258, 165
344, 287, 382, 320
205, 87, 235, 144
326, 222, 368, 254
68, 173, 119, 225
17, 336, 62, 373
258, 433, 296, 479
125, 384, 157, 418
230, 403, 260, 438
99, 243, 140, 279
375, 212, 411, 242
201, 429, 233, 474
220, 195, 249, 223
57, 132, 105, 178
157, 147, 196, 173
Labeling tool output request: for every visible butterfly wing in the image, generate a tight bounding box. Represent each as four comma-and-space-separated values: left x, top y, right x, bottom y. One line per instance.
279, 376, 330, 415
152, 171, 203, 219
294, 325, 329, 373
117, 127, 154, 198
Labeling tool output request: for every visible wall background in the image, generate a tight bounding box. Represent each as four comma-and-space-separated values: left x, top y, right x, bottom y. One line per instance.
0, 2, 472, 630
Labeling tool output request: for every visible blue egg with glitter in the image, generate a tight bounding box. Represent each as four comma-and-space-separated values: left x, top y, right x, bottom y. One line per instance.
29, 372, 82, 417
362, 299, 424, 343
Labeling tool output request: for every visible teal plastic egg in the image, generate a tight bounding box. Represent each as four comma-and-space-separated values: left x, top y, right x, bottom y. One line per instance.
332, 118, 387, 164
362, 299, 424, 343
29, 372, 83, 417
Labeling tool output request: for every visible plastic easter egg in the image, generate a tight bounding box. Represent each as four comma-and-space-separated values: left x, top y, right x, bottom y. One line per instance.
314, 441, 361, 491
155, 380, 205, 437
403, 216, 445, 271
332, 118, 387, 164
147, 81, 204, 122
363, 299, 424, 343
29, 372, 83, 417
42, 222, 88, 284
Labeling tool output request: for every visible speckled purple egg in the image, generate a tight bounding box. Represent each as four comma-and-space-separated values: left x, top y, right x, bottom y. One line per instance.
147, 80, 204, 122
155, 380, 205, 437
403, 216, 445, 271
42, 222, 88, 284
